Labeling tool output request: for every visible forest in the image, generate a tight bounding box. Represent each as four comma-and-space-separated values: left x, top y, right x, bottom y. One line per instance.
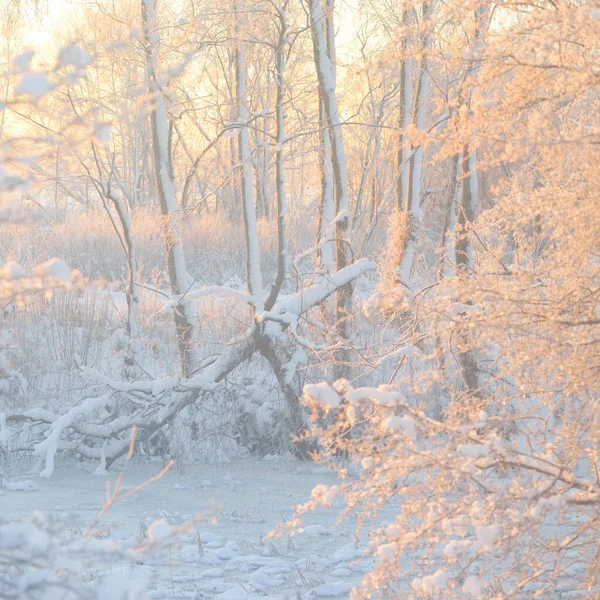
1, 0, 599, 597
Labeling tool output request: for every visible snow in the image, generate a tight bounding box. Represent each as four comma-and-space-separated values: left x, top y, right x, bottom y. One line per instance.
34, 258, 72, 282
531, 494, 566, 519
2, 478, 38, 491
463, 575, 484, 597
458, 443, 490, 458
384, 415, 417, 439
0, 522, 50, 554
345, 386, 401, 407
412, 569, 448, 594
266, 259, 375, 334
444, 539, 472, 558
15, 72, 53, 97
14, 49, 35, 71
35, 392, 112, 478
309, 483, 340, 506
476, 523, 500, 551
96, 572, 150, 600
361, 457, 374, 469
148, 519, 172, 542
152, 376, 177, 396
250, 569, 285, 586
313, 581, 354, 596
235, 33, 263, 306
377, 542, 398, 560
162, 286, 258, 312
303, 382, 341, 408
0, 413, 10, 446
58, 44, 93, 68
302, 524, 334, 537
0, 260, 25, 279
94, 122, 111, 143
1, 460, 371, 599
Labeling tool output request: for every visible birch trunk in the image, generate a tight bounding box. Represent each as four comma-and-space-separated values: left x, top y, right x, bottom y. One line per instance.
396, 9, 412, 212
316, 95, 335, 272
398, 2, 431, 288
265, 2, 289, 311
454, 5, 490, 398
142, 0, 197, 377
440, 153, 460, 280
455, 149, 477, 273
107, 182, 140, 344
455, 5, 489, 275
92, 170, 140, 353
234, 5, 263, 308
315, 0, 336, 273
309, 0, 352, 374
258, 73, 271, 220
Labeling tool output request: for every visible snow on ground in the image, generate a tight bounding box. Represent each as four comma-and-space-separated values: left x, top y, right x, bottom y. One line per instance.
2, 457, 372, 599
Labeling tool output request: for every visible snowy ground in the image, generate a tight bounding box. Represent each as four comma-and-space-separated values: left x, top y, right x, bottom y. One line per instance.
2, 458, 373, 599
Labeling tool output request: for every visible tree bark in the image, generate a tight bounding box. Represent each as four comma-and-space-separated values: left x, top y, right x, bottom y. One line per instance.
234, 5, 263, 308
142, 0, 197, 377
398, 2, 431, 288
309, 0, 352, 377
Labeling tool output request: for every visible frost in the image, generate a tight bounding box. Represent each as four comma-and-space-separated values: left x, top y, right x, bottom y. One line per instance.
303, 382, 341, 408
15, 72, 53, 97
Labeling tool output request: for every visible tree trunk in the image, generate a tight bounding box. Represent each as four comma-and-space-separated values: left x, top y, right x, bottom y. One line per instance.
234, 5, 263, 308
316, 95, 335, 273
398, 2, 431, 288
309, 0, 352, 378
440, 153, 460, 280
265, 3, 289, 312
396, 9, 412, 212
142, 0, 197, 377
453, 5, 490, 398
